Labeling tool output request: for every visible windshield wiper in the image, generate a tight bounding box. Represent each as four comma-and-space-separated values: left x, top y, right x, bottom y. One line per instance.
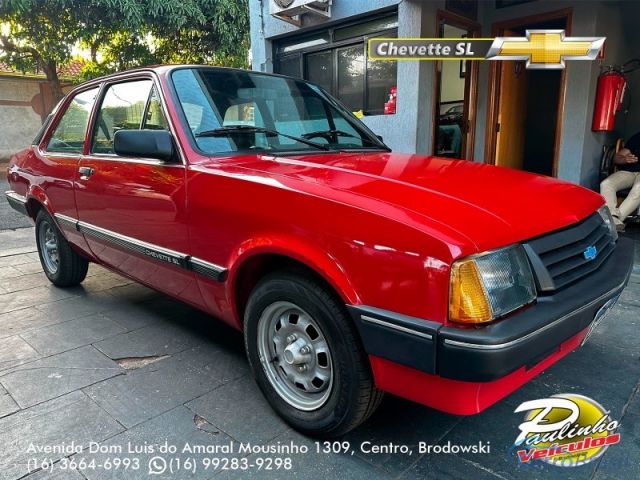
195, 125, 329, 151
302, 129, 387, 149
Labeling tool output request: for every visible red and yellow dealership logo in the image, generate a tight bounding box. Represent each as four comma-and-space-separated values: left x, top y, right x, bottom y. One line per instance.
368, 30, 605, 69
513, 394, 620, 467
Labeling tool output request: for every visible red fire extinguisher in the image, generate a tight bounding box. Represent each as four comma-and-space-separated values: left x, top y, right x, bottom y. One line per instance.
592, 67, 626, 132
384, 86, 397, 115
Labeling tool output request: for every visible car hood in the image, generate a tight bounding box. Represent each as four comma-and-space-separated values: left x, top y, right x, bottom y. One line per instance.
207, 151, 604, 253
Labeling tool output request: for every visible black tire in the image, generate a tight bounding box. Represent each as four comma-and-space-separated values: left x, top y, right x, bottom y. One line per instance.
244, 271, 383, 437
35, 209, 88, 287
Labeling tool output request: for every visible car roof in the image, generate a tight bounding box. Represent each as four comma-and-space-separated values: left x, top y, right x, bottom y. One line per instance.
69, 64, 306, 91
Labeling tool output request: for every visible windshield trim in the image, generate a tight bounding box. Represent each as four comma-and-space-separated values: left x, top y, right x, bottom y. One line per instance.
167, 66, 390, 158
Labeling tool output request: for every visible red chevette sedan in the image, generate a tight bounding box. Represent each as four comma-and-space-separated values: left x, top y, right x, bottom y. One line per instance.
5, 66, 634, 436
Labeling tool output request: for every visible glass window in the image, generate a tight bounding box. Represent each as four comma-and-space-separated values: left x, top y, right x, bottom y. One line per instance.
92, 80, 153, 154
334, 15, 398, 42
277, 32, 330, 54
171, 68, 385, 155
367, 56, 397, 115
306, 51, 332, 93
277, 55, 302, 79
143, 88, 169, 130
337, 45, 365, 112
274, 14, 398, 116
46, 88, 99, 154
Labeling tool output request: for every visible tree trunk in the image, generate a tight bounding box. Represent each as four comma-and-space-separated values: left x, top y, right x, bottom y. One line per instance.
41, 60, 64, 103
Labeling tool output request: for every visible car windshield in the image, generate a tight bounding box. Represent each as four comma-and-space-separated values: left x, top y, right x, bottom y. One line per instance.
170, 68, 388, 155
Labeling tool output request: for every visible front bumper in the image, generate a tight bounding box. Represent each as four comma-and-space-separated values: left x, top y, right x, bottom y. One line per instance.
5, 190, 29, 216
348, 237, 634, 412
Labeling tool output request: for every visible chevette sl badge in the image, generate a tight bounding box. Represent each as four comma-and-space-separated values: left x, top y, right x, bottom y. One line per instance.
583, 245, 598, 261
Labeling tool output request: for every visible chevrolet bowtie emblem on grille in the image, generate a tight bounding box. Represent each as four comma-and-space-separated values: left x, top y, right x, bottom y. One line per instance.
486, 30, 605, 69
583, 245, 598, 261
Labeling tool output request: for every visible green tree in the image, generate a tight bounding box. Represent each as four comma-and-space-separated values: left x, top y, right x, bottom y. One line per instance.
0, 0, 249, 100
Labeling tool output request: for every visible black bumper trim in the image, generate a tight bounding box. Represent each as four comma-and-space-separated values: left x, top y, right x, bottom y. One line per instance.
348, 305, 441, 374
4, 191, 29, 216
350, 237, 634, 382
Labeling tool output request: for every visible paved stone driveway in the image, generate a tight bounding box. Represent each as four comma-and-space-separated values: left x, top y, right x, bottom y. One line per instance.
0, 219, 639, 479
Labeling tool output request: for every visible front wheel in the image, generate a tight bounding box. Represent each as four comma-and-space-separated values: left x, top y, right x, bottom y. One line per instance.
35, 209, 88, 287
244, 272, 383, 437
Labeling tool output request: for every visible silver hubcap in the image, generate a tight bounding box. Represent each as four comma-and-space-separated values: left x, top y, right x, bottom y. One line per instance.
39, 221, 59, 274
257, 301, 333, 411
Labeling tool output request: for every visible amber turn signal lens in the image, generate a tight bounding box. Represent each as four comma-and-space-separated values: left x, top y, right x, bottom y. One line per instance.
449, 260, 493, 323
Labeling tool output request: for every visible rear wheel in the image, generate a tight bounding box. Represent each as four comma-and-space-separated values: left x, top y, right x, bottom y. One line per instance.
244, 271, 383, 437
35, 209, 88, 287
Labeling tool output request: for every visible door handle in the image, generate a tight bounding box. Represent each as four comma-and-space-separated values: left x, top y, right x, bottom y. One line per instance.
78, 166, 95, 179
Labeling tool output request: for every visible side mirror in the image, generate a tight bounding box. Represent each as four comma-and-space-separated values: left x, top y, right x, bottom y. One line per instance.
376, 135, 384, 143
113, 129, 177, 162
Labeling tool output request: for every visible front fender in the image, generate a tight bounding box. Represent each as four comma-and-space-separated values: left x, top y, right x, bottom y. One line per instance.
226, 234, 361, 327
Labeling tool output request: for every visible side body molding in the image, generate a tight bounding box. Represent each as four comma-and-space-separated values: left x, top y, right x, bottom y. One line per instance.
53, 213, 227, 282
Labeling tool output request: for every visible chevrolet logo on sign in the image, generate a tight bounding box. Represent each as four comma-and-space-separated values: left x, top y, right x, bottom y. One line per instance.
486, 30, 605, 69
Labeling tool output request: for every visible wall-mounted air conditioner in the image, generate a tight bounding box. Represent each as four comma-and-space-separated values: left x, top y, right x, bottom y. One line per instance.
270, 0, 332, 27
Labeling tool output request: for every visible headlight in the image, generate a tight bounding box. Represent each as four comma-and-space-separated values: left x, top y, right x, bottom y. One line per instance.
449, 245, 537, 323
597, 205, 618, 241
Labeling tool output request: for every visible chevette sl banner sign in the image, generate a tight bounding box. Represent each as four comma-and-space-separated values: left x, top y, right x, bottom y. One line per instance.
368, 29, 605, 69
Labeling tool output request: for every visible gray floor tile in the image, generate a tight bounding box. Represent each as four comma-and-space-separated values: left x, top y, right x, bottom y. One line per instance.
79, 406, 236, 480
23, 466, 85, 479
0, 252, 39, 268
77, 272, 133, 293
0, 392, 18, 418
0, 307, 69, 340
0, 227, 35, 257
0, 266, 23, 281
93, 323, 200, 359
186, 376, 288, 445
619, 280, 640, 307
85, 347, 224, 428
345, 395, 461, 473
218, 428, 391, 480
0, 335, 39, 371
20, 314, 127, 356
0, 345, 123, 408
401, 454, 509, 480
106, 282, 163, 303
98, 303, 162, 331
588, 301, 640, 354
12, 261, 44, 275
35, 291, 121, 319
0, 286, 77, 315
593, 411, 639, 479
0, 391, 123, 480
0, 272, 52, 294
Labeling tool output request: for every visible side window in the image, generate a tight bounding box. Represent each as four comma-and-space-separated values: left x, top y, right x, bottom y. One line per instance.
46, 88, 99, 154
92, 80, 153, 154
143, 88, 169, 130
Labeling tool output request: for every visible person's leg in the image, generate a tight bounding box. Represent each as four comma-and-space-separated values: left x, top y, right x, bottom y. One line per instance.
618, 173, 640, 221
600, 171, 637, 223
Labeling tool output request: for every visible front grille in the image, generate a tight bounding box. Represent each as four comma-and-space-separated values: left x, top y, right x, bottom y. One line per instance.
523, 212, 615, 292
